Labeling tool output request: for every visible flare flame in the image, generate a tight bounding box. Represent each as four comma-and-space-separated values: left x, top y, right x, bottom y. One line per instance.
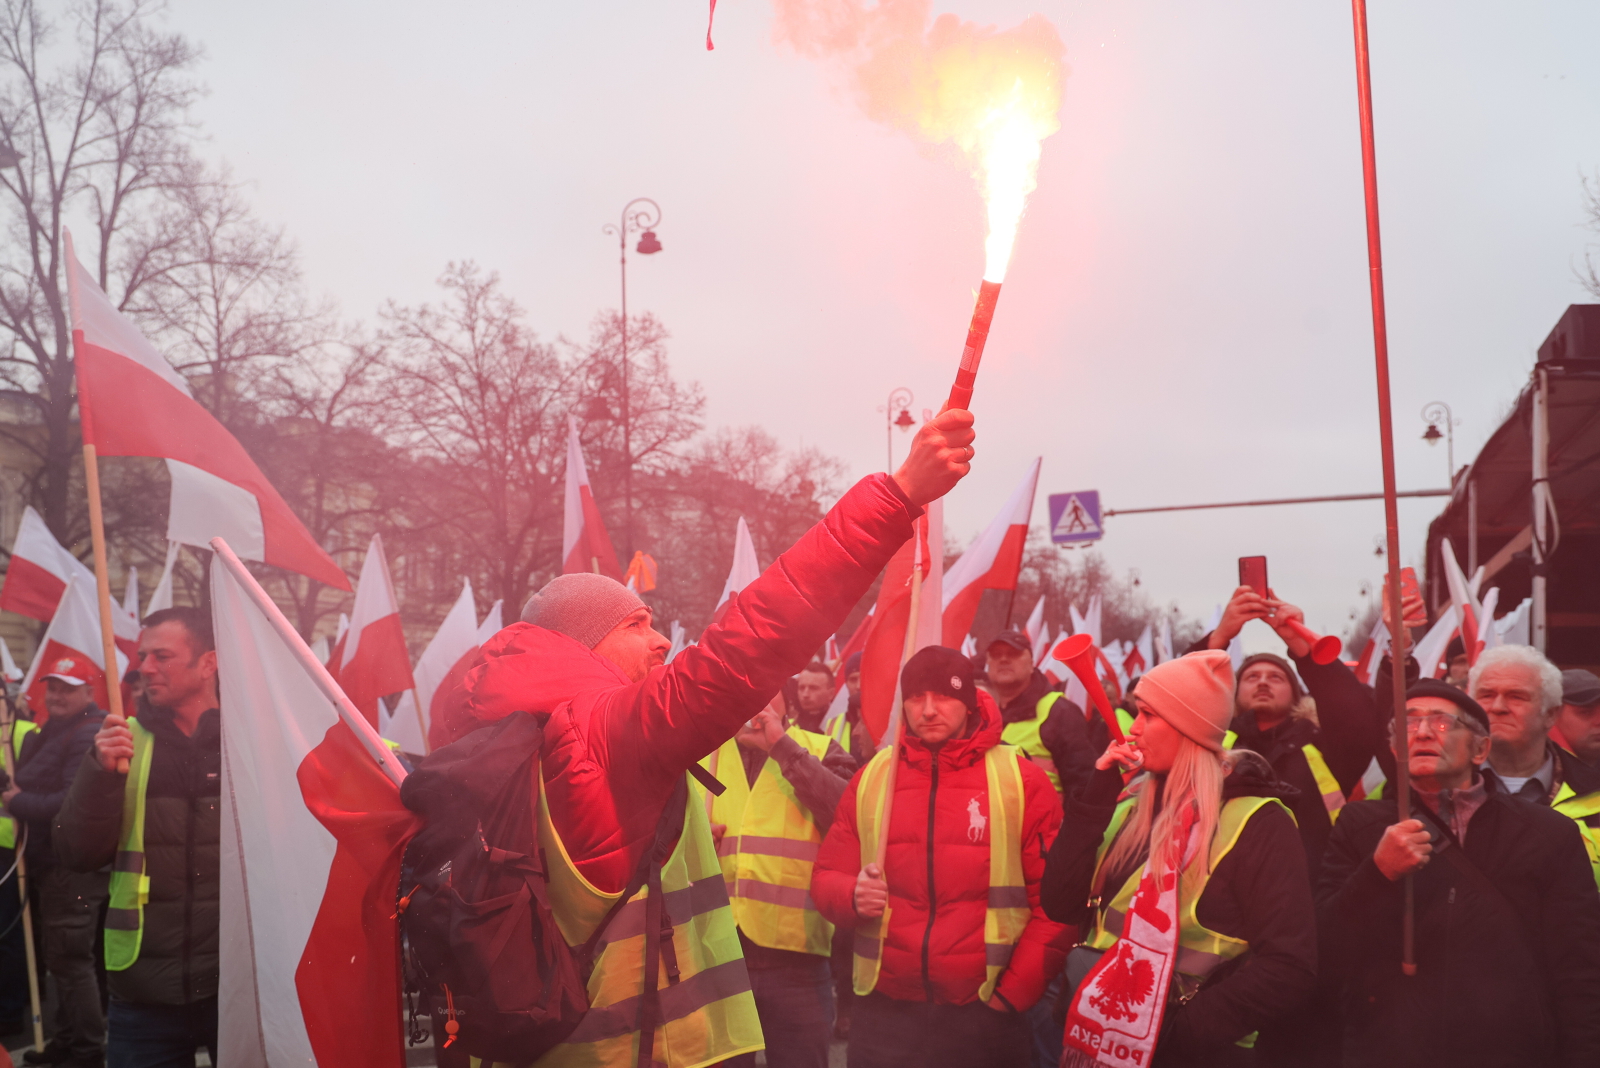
775, 0, 1066, 281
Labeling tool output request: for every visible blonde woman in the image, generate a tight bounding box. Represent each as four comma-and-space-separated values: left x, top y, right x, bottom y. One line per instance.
1041, 651, 1316, 1067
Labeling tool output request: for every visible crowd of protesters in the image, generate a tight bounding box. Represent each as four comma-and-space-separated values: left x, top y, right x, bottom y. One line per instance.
2, 403, 1599, 1068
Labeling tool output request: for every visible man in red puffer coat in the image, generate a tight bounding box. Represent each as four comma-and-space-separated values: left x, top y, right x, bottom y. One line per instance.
431, 411, 975, 896
811, 645, 1072, 1068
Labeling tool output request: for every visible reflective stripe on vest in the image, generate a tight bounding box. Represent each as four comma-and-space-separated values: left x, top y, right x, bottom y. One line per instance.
1003, 694, 1060, 793
1086, 796, 1286, 993
0, 720, 38, 851
1300, 744, 1345, 822
105, 719, 155, 971
1220, 732, 1345, 824
827, 714, 853, 755
533, 768, 762, 1068
1553, 782, 1600, 890
703, 727, 835, 956
850, 743, 1029, 1000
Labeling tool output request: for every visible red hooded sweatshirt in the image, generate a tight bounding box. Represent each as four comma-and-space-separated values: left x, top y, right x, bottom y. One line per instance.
810, 692, 1073, 1011
432, 473, 919, 893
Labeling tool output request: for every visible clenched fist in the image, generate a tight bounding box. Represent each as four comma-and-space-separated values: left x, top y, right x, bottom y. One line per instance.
854, 862, 889, 919
1374, 819, 1432, 880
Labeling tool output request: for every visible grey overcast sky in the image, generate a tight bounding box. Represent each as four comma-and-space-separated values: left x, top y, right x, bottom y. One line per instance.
165, 0, 1600, 651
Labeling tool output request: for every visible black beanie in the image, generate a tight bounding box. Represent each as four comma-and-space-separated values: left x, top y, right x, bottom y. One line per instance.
1405, 678, 1489, 732
900, 646, 979, 713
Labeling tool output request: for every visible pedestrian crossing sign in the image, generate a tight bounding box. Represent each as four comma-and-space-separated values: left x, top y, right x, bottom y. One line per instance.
1048, 491, 1102, 545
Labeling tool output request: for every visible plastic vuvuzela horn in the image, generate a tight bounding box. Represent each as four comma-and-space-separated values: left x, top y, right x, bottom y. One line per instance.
1282, 619, 1342, 666
1053, 633, 1126, 743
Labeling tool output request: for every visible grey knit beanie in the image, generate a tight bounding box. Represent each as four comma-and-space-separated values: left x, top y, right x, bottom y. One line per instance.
520, 573, 647, 649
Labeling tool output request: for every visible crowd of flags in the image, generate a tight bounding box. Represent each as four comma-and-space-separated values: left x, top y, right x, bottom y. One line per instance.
0, 239, 1539, 1068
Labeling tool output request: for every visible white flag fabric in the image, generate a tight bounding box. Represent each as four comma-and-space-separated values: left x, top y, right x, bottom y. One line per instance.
716, 517, 761, 611
0, 637, 20, 682
383, 579, 480, 754
941, 458, 1040, 646
18, 573, 130, 720
121, 566, 139, 618
913, 496, 944, 654
0, 505, 97, 621
478, 599, 504, 643
1023, 596, 1045, 652
146, 542, 180, 614
211, 540, 415, 1068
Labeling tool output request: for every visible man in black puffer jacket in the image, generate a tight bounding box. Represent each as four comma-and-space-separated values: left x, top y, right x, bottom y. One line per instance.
7, 665, 106, 1068
55, 608, 220, 1068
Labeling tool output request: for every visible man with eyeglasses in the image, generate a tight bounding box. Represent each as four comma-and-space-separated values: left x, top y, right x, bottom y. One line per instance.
1317, 679, 1600, 1067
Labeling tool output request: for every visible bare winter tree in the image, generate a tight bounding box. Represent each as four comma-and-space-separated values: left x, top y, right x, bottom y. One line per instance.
0, 0, 200, 548
1581, 171, 1600, 299
380, 263, 575, 615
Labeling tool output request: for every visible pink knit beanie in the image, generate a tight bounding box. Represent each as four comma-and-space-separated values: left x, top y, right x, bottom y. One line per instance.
1135, 650, 1234, 752
520, 573, 646, 649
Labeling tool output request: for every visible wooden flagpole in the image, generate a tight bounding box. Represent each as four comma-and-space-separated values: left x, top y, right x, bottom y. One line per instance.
1349, 0, 1415, 975
0, 694, 46, 1051
873, 519, 925, 869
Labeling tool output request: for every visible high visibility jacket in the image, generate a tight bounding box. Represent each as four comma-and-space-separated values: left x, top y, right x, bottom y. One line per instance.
1085, 796, 1289, 1001
1222, 730, 1344, 824
105, 718, 155, 970
1003, 693, 1060, 793
0, 720, 37, 850
704, 728, 835, 957
1552, 782, 1600, 890
826, 714, 855, 756
851, 743, 1029, 1001
531, 770, 762, 1068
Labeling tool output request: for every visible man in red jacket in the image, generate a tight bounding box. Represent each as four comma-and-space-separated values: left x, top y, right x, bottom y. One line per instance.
435, 409, 974, 894
811, 646, 1071, 1068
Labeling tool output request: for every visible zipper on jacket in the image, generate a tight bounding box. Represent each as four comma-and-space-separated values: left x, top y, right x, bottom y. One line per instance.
920, 754, 940, 1002
183, 757, 196, 1004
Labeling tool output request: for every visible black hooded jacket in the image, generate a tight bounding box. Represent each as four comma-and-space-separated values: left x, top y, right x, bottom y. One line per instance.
1042, 757, 1318, 1062
10, 702, 104, 868
1318, 774, 1600, 1068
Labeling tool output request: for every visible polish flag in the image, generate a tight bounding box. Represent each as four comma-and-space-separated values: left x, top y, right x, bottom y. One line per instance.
209, 538, 417, 1068
19, 573, 128, 718
477, 599, 504, 644
1023, 595, 1045, 652
146, 543, 180, 615
328, 535, 413, 729
941, 458, 1040, 647
716, 516, 761, 613
830, 605, 874, 697
64, 236, 347, 592
1440, 536, 1483, 664
858, 508, 938, 747
383, 580, 480, 755
121, 566, 139, 618
1, 506, 94, 622
562, 417, 623, 580
1355, 618, 1390, 687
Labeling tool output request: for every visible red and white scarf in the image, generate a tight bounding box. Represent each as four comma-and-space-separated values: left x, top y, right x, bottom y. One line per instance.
1062, 810, 1198, 1068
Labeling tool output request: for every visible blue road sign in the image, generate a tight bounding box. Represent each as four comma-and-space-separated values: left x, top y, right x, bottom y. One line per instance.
1048, 491, 1103, 545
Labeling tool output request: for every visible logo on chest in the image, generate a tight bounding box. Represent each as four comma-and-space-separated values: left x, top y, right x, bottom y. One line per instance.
966, 796, 988, 842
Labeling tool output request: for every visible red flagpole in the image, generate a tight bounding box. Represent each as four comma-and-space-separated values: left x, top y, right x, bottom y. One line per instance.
1349, 0, 1415, 976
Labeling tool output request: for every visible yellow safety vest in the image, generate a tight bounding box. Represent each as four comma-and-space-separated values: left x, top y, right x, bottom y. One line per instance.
0, 720, 38, 850
1086, 796, 1289, 1001
105, 719, 155, 970
1003, 693, 1061, 793
703, 728, 835, 957
826, 714, 854, 756
523, 769, 763, 1068
851, 743, 1030, 1001
1221, 731, 1344, 823
1553, 782, 1600, 890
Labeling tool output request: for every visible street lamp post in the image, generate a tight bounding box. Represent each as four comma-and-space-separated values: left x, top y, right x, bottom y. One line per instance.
1420, 401, 1456, 486
879, 387, 915, 471
601, 198, 662, 557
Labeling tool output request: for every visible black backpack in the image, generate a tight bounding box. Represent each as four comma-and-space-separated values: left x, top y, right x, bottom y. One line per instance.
398, 710, 723, 1068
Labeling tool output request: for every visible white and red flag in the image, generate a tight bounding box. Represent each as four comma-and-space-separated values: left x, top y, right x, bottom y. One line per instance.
328, 535, 414, 728
563, 417, 623, 580
715, 516, 761, 615
209, 538, 417, 1068
65, 237, 348, 592
941, 457, 1040, 647
146, 542, 180, 615
477, 599, 504, 643
1, 506, 95, 621
1023, 595, 1045, 651
857, 503, 942, 747
18, 573, 128, 718
1439, 537, 1483, 665
383, 579, 480, 755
